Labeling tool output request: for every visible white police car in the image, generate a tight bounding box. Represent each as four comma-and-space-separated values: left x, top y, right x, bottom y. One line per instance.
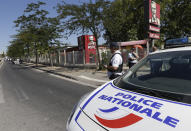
67, 41, 191, 131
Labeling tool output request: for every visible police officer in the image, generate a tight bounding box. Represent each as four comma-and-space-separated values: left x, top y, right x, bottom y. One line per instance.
128, 47, 139, 68
106, 42, 123, 80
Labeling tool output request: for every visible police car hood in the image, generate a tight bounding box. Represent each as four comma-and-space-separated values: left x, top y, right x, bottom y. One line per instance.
78, 82, 191, 131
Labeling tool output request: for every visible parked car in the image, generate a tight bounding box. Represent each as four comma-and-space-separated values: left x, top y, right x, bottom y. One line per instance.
67, 45, 191, 131
12, 58, 21, 64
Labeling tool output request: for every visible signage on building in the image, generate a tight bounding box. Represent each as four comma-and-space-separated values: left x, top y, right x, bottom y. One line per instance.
149, 25, 160, 32
77, 35, 96, 64
149, 32, 160, 39
145, 0, 160, 39
87, 36, 96, 50
149, 0, 160, 26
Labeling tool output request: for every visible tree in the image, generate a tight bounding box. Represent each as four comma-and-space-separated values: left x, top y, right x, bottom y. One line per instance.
7, 39, 25, 58
12, 29, 34, 61
14, 1, 48, 64
14, 1, 62, 65
159, 0, 191, 39
0, 52, 5, 58
57, 0, 110, 69
103, 0, 145, 42
104, 0, 191, 46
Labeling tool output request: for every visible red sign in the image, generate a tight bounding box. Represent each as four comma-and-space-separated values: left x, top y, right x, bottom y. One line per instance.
149, 0, 160, 26
149, 32, 160, 39
86, 36, 96, 50
149, 25, 160, 32
78, 35, 96, 63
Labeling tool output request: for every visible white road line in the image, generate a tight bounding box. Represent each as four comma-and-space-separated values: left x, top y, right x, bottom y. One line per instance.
18, 87, 29, 100
0, 62, 3, 69
78, 75, 108, 83
0, 84, 5, 104
14, 87, 29, 101
48, 88, 53, 94
14, 88, 21, 100
48, 73, 98, 89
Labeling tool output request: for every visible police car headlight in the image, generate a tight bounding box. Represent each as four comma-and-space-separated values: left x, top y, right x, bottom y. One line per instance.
67, 92, 91, 127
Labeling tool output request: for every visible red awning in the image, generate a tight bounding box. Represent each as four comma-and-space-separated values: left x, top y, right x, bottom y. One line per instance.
133, 45, 143, 49
119, 40, 148, 46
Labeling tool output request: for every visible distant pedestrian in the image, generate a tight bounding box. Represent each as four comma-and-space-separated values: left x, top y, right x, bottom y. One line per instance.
105, 42, 123, 80
128, 47, 139, 68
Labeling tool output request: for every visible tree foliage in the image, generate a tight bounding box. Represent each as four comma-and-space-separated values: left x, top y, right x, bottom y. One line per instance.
7, 1, 62, 64
56, 0, 110, 68
104, 0, 191, 43
7, 0, 191, 62
103, 0, 145, 42
7, 39, 25, 58
159, 0, 191, 39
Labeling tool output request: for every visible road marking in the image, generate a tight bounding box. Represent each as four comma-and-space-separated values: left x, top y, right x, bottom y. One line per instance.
18, 87, 29, 100
78, 75, 108, 83
0, 62, 3, 69
0, 84, 5, 104
48, 88, 53, 94
14, 87, 29, 101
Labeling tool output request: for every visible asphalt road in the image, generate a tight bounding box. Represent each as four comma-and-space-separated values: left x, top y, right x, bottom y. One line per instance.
0, 62, 93, 131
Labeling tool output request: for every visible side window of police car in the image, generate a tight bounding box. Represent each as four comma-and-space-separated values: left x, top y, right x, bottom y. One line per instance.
160, 58, 171, 72
134, 60, 152, 78
169, 57, 191, 74
133, 59, 165, 78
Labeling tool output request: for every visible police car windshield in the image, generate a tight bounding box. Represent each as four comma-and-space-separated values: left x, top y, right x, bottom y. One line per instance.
116, 51, 191, 104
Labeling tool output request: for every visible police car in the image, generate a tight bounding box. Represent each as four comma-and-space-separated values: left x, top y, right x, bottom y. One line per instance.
67, 38, 191, 131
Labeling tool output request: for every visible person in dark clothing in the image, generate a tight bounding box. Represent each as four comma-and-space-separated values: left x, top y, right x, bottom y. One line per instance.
128, 47, 139, 68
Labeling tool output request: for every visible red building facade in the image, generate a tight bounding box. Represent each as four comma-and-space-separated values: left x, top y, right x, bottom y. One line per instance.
78, 35, 96, 63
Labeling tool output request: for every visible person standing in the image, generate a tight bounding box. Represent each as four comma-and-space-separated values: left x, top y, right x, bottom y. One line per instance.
128, 47, 139, 68
106, 42, 123, 80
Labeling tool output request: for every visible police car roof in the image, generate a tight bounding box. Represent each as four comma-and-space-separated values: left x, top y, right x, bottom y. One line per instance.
150, 46, 191, 55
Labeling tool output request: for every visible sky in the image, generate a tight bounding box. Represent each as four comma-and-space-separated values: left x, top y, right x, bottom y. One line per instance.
0, 0, 104, 54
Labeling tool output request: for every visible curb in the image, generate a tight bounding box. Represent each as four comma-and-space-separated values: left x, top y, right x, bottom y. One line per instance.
22, 63, 98, 89
33, 66, 77, 80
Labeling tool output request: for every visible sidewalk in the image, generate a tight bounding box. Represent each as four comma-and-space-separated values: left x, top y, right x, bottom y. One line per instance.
23, 62, 111, 88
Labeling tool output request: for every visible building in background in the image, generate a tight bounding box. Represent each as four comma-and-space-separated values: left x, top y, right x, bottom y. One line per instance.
78, 35, 97, 64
